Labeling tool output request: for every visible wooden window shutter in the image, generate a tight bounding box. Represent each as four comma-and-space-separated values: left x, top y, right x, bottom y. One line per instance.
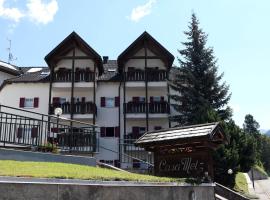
150, 96, 154, 103
17, 128, 23, 138
34, 97, 39, 108
19, 98, 25, 108
133, 97, 139, 103
114, 127, 120, 137
115, 97, 120, 107
100, 127, 106, 137
160, 96, 165, 102
52, 97, 60, 104
114, 160, 120, 168
51, 127, 59, 133
132, 127, 140, 137
100, 97, 106, 107
31, 127, 38, 138
154, 126, 162, 130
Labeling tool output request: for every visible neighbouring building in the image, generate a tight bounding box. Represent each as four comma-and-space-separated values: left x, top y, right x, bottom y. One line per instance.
0, 31, 176, 170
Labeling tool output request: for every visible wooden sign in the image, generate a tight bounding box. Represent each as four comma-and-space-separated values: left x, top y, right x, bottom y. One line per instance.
154, 152, 209, 178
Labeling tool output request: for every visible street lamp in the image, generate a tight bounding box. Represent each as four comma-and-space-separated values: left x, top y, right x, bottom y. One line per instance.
227, 169, 233, 175
54, 107, 62, 148
54, 107, 63, 116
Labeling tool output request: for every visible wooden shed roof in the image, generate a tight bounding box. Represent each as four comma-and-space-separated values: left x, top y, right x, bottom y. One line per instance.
135, 122, 226, 147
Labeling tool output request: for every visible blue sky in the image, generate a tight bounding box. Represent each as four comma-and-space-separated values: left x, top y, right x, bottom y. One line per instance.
0, 0, 269, 129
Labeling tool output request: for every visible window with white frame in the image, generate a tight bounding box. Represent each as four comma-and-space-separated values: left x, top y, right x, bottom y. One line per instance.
60, 98, 67, 104
153, 96, 161, 102
105, 97, 115, 108
24, 98, 34, 108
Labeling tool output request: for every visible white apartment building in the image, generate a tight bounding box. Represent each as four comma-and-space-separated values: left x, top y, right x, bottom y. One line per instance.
0, 31, 175, 170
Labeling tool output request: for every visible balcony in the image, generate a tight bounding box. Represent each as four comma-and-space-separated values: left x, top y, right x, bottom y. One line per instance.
53, 68, 95, 82
50, 102, 96, 117
125, 69, 167, 82
124, 102, 170, 114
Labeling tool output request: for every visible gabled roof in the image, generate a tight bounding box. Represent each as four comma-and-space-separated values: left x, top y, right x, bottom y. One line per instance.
0, 60, 20, 76
135, 122, 226, 147
117, 31, 174, 71
45, 31, 103, 75
0, 68, 50, 91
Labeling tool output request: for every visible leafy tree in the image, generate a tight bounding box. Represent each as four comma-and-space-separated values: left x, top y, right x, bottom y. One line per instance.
169, 13, 231, 126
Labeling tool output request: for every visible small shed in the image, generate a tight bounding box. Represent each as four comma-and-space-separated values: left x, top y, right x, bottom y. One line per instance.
135, 122, 227, 179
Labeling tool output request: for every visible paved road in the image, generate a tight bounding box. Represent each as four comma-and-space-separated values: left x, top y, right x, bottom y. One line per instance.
245, 173, 270, 200
254, 179, 270, 200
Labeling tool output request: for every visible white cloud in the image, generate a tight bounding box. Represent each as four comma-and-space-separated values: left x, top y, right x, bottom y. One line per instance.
129, 0, 156, 22
0, 0, 58, 26
0, 0, 24, 22
26, 0, 58, 25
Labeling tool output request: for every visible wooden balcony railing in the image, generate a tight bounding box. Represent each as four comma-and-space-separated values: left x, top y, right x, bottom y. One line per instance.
50, 102, 96, 115
53, 69, 95, 82
125, 70, 167, 82
124, 102, 170, 114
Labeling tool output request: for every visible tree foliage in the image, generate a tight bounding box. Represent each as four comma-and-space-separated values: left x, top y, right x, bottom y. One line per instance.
170, 13, 259, 187
169, 13, 231, 126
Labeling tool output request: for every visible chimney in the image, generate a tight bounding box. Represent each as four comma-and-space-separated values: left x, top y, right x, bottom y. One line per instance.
103, 56, 109, 64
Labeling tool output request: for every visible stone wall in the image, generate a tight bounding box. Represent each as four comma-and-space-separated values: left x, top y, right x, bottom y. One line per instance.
0, 178, 215, 200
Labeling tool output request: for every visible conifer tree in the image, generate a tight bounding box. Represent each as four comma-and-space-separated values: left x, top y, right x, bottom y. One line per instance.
170, 13, 231, 125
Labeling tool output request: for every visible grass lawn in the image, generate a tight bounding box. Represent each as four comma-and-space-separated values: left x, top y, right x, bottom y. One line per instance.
0, 160, 183, 183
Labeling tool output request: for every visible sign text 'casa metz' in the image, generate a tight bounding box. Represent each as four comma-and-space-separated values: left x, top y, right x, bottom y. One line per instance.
158, 157, 205, 174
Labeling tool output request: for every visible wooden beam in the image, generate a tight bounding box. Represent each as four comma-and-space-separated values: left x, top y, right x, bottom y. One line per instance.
55, 56, 95, 60
128, 56, 166, 59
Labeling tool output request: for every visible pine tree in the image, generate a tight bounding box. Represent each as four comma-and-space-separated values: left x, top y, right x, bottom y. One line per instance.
169, 13, 231, 126
243, 114, 262, 164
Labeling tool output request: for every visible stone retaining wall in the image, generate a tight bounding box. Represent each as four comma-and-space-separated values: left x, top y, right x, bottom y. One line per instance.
0, 178, 215, 200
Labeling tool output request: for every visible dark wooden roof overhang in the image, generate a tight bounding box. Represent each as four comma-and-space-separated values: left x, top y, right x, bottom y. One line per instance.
135, 122, 227, 152
44, 31, 103, 75
117, 31, 175, 73
0, 65, 20, 76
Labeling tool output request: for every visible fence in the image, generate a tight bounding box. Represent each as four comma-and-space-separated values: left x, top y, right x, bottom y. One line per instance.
0, 104, 98, 153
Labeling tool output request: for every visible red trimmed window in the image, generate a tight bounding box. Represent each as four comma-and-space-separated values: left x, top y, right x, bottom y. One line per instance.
100, 127, 120, 137
19, 97, 39, 108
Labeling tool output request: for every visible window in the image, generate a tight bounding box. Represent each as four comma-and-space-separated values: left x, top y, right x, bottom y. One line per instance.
132, 127, 145, 138
60, 98, 66, 104
100, 127, 120, 137
105, 97, 114, 108
154, 126, 162, 130
100, 160, 120, 168
19, 97, 39, 108
24, 98, 34, 108
139, 97, 145, 102
100, 97, 119, 107
133, 159, 140, 169
139, 127, 146, 134
150, 96, 165, 103
105, 127, 114, 137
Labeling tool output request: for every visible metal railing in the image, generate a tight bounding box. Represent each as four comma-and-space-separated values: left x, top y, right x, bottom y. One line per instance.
125, 70, 167, 82
124, 102, 170, 114
0, 104, 98, 153
54, 69, 95, 82
119, 138, 154, 172
50, 102, 96, 115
